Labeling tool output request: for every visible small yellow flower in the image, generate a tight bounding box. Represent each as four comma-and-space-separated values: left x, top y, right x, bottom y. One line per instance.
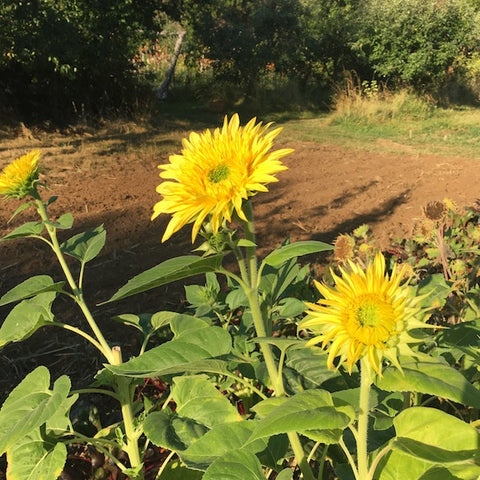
152, 114, 293, 242
0, 150, 41, 199
300, 252, 424, 376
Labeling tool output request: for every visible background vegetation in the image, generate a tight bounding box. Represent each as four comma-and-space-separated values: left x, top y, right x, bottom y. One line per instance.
1, 0, 480, 124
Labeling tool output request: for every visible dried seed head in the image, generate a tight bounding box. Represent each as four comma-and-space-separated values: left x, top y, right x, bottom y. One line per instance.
334, 234, 355, 262
423, 201, 446, 221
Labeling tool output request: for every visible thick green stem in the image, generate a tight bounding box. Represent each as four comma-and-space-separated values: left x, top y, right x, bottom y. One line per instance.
240, 200, 315, 480
34, 196, 114, 363
357, 358, 372, 480
112, 346, 143, 478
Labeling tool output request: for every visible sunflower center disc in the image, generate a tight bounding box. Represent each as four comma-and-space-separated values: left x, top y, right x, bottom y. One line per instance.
208, 163, 230, 183
356, 301, 382, 327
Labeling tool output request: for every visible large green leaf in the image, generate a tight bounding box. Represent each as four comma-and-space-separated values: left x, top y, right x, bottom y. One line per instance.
392, 407, 480, 464
180, 422, 258, 470
202, 449, 265, 480
247, 390, 352, 443
106, 325, 232, 377
104, 254, 224, 303
0, 276, 64, 306
263, 241, 333, 267
173, 375, 242, 428
0, 292, 57, 348
61, 225, 106, 263
1, 221, 44, 241
0, 367, 71, 454
376, 358, 480, 408
6, 432, 67, 480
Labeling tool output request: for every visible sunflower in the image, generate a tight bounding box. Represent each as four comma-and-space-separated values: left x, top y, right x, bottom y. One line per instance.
0, 150, 41, 199
152, 114, 293, 242
299, 252, 424, 375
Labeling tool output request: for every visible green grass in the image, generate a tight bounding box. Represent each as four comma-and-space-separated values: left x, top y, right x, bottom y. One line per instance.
271, 93, 480, 159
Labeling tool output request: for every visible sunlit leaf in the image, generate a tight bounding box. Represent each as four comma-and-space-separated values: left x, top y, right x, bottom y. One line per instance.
263, 240, 332, 267
61, 225, 106, 263
0, 276, 64, 306
6, 433, 67, 480
2, 221, 44, 241
376, 358, 480, 408
0, 367, 71, 454
0, 292, 57, 348
104, 254, 224, 303
202, 449, 265, 480
106, 325, 232, 377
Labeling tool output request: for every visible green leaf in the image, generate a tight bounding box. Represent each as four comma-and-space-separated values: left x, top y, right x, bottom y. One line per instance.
202, 449, 265, 480
286, 347, 341, 387
111, 311, 171, 336
247, 390, 352, 444
104, 254, 224, 303
47, 212, 74, 230
376, 358, 480, 408
0, 367, 71, 454
156, 459, 203, 479
419, 465, 480, 480
8, 202, 33, 223
144, 410, 208, 452
180, 422, 257, 470
61, 225, 106, 263
173, 375, 241, 428
237, 239, 257, 247
0, 292, 57, 348
2, 221, 44, 241
378, 450, 433, 480
276, 469, 294, 480
0, 276, 64, 306
106, 325, 232, 377
415, 274, 451, 310
7, 433, 67, 480
392, 407, 480, 464
263, 241, 333, 267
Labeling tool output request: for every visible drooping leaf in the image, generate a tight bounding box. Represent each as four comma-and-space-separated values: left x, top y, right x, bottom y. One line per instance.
6, 433, 67, 480
376, 358, 480, 408
0, 367, 71, 454
202, 449, 265, 480
0, 292, 57, 348
263, 240, 333, 267
8, 202, 34, 223
2, 221, 44, 241
247, 390, 352, 444
0, 276, 64, 306
104, 254, 224, 303
61, 225, 106, 263
106, 325, 232, 377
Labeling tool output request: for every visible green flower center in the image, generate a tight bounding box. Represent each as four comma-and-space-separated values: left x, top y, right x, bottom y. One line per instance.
208, 163, 230, 183
356, 302, 381, 327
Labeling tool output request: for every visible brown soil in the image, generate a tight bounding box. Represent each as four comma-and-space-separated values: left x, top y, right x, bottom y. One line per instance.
0, 126, 479, 397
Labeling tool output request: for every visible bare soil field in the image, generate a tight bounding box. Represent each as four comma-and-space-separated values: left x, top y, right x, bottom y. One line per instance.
0, 123, 479, 404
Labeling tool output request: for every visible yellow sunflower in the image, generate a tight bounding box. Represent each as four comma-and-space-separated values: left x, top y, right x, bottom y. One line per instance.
299, 252, 424, 376
0, 150, 41, 199
152, 114, 293, 242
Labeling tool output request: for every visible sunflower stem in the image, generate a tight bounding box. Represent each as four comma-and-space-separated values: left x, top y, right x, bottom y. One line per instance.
357, 358, 372, 480
241, 200, 315, 480
33, 195, 114, 363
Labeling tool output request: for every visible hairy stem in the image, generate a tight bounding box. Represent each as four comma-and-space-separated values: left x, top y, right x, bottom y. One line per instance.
357, 358, 372, 480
